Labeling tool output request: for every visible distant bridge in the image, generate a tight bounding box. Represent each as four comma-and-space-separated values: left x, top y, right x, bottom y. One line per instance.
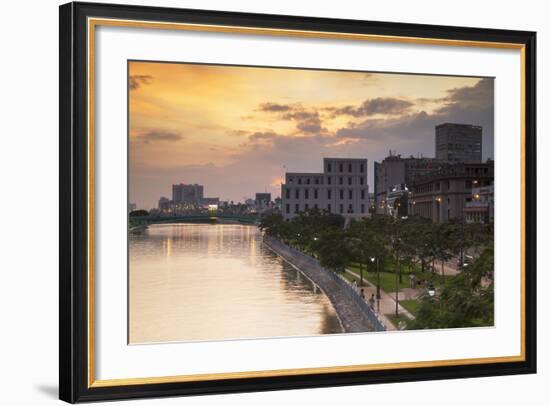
129, 213, 259, 230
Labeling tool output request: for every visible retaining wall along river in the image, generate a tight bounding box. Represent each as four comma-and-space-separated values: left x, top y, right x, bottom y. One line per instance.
263, 236, 385, 333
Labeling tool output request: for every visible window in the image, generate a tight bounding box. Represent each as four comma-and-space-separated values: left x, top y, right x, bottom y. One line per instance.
327, 190, 332, 199
306, 178, 310, 185
295, 204, 299, 213
360, 177, 364, 185
339, 177, 343, 185
348, 163, 352, 173
305, 204, 309, 211
339, 190, 344, 199
285, 188, 290, 199
361, 190, 365, 199
361, 204, 365, 213
314, 189, 318, 199
348, 204, 353, 213
285, 204, 290, 214
305, 189, 309, 199
339, 204, 343, 213
288, 177, 293, 183
327, 176, 331, 185
339, 163, 343, 172
315, 178, 319, 185
298, 178, 302, 185
327, 163, 332, 172
348, 190, 353, 199
328, 203, 332, 212
348, 177, 352, 185
295, 189, 300, 199
360, 163, 364, 173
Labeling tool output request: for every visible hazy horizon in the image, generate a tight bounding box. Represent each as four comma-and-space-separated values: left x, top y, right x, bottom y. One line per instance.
129, 61, 494, 210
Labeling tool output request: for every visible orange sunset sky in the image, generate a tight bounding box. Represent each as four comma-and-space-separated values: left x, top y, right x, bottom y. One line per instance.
129, 61, 493, 209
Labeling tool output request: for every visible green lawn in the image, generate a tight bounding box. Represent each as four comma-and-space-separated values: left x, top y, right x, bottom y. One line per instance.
386, 314, 411, 330
399, 299, 420, 316
347, 265, 409, 291
348, 263, 454, 292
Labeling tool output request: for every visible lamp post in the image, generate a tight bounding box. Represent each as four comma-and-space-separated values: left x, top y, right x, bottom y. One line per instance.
370, 256, 381, 313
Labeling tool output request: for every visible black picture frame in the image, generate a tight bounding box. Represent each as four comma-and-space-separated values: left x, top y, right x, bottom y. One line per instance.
59, 1, 537, 403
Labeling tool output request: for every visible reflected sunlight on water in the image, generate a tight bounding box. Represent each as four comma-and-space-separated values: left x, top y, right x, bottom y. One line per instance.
129, 224, 341, 344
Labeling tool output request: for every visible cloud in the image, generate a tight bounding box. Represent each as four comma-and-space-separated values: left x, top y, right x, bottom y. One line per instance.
130, 77, 494, 208
328, 97, 414, 117
228, 129, 249, 137
282, 110, 323, 134
141, 130, 183, 143
129, 75, 153, 90
334, 78, 494, 159
258, 102, 294, 112
439, 77, 494, 112
259, 102, 324, 134
248, 131, 278, 141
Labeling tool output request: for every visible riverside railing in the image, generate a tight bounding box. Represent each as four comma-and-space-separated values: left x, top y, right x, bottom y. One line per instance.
265, 236, 386, 332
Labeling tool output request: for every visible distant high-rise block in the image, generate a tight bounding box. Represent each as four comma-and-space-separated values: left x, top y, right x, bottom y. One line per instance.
172, 183, 204, 204
435, 123, 482, 163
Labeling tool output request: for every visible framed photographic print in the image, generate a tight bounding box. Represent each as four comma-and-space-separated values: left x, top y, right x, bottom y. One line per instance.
59, 2, 537, 403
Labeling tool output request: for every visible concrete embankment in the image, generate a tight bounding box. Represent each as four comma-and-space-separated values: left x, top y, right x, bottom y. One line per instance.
263, 236, 384, 333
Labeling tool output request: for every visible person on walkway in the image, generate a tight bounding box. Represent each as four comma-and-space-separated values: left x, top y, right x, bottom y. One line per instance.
352, 279, 358, 291
409, 273, 416, 289
360, 288, 365, 300
368, 294, 375, 310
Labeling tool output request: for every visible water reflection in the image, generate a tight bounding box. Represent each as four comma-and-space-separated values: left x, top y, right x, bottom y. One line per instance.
129, 224, 342, 343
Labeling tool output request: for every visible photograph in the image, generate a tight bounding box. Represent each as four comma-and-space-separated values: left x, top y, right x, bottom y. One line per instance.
128, 61, 495, 344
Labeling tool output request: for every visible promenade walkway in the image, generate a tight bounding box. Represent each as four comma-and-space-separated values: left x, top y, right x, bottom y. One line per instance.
344, 268, 417, 330
264, 237, 381, 333
432, 260, 460, 276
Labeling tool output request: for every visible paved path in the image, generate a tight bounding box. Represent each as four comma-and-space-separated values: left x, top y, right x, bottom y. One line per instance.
432, 260, 460, 276
264, 237, 376, 333
345, 269, 416, 330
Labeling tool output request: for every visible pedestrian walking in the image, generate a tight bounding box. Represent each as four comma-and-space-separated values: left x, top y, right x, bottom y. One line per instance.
409, 273, 416, 289
368, 293, 375, 310
360, 288, 365, 300
352, 279, 358, 291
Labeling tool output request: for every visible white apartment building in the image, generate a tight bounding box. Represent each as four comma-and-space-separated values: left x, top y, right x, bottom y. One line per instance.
281, 158, 369, 220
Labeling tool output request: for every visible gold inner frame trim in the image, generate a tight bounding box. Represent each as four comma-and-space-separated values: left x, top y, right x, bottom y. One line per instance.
87, 17, 527, 388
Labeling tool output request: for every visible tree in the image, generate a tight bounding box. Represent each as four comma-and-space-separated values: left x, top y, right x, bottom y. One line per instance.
315, 228, 352, 273
346, 220, 374, 286
129, 209, 149, 217
259, 212, 286, 238
411, 245, 494, 329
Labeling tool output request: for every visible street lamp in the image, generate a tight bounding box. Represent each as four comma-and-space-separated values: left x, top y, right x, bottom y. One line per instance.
428, 282, 436, 297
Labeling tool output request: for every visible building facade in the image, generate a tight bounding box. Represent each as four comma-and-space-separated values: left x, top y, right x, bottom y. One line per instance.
464, 184, 494, 224
435, 123, 482, 163
373, 154, 442, 213
281, 158, 369, 220
158, 196, 170, 210
410, 161, 494, 223
172, 183, 204, 204
161, 183, 220, 213
255, 193, 271, 207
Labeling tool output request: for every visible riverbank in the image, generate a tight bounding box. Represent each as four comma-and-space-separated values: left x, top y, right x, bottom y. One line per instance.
263, 236, 384, 333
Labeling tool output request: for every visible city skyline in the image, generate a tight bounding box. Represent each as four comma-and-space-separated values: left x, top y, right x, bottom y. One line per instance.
129, 61, 494, 209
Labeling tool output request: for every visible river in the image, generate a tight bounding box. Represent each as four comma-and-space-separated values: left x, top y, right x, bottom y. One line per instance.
129, 223, 342, 344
